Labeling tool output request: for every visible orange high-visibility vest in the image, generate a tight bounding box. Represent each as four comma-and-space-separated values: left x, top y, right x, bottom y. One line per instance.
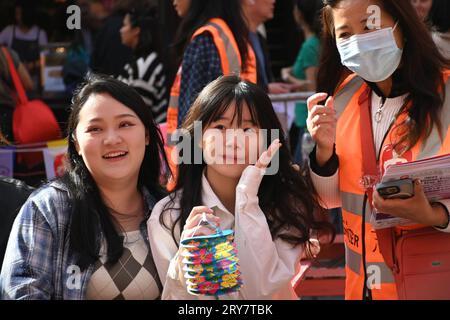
165, 18, 258, 189
333, 70, 450, 300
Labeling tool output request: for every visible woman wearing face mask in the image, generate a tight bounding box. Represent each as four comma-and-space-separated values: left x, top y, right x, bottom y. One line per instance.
1, 74, 169, 299
307, 0, 450, 300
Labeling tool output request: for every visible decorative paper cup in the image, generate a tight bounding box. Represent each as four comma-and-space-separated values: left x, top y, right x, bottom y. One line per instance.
181, 242, 235, 258
181, 248, 215, 265
186, 275, 242, 294
180, 228, 242, 296
183, 261, 239, 278
181, 230, 234, 248
187, 280, 243, 296
187, 287, 241, 297
184, 267, 241, 280
186, 281, 221, 295
182, 248, 238, 265
185, 270, 241, 286
182, 251, 239, 265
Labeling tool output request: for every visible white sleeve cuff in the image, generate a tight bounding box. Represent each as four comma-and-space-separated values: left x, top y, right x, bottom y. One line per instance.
434, 199, 450, 233
236, 165, 265, 197
309, 167, 341, 209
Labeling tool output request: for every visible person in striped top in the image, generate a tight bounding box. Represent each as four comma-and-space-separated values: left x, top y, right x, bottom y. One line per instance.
118, 5, 168, 124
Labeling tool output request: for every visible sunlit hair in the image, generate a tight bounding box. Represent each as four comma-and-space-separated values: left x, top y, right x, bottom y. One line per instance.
61, 73, 168, 270
161, 76, 335, 256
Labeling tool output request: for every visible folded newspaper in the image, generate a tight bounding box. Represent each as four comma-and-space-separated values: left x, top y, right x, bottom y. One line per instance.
371, 153, 450, 229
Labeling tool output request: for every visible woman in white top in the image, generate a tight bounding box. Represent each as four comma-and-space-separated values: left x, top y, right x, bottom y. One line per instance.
148, 75, 335, 300
0, 2, 48, 84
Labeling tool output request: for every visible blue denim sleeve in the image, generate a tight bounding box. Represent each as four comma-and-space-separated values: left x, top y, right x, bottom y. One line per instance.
1, 198, 54, 299
178, 33, 223, 126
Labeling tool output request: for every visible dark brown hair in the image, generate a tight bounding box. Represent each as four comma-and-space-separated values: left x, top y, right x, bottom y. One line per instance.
64, 74, 168, 270
172, 0, 249, 71
317, 0, 450, 152
161, 75, 335, 255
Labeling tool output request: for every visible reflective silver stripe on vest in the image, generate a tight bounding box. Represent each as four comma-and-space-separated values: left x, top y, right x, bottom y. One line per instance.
341, 191, 372, 221
417, 125, 442, 160
167, 94, 180, 144
345, 245, 361, 275
166, 96, 180, 146
417, 79, 450, 160
207, 21, 241, 75
334, 76, 365, 119
345, 244, 396, 284
168, 21, 241, 139
169, 95, 179, 109
366, 262, 395, 284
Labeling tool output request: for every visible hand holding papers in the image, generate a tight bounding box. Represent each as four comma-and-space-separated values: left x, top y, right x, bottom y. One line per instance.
371, 153, 450, 229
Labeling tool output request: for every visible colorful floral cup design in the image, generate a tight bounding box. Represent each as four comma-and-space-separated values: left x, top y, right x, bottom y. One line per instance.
183, 262, 239, 278
180, 228, 242, 296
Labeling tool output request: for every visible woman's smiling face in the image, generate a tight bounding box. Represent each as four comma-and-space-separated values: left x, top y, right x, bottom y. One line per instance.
74, 93, 149, 185
202, 102, 263, 180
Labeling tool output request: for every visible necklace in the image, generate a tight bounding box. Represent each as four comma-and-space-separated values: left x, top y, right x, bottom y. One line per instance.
374, 98, 386, 123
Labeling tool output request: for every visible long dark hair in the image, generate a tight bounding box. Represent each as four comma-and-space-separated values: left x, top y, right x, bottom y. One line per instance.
161, 75, 335, 253
317, 0, 450, 152
296, 0, 324, 36
429, 0, 450, 33
172, 0, 250, 71
127, 5, 162, 57
62, 74, 168, 270
15, 0, 36, 29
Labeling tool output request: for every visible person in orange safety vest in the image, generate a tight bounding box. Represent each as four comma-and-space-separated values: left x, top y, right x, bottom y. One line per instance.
306, 0, 450, 299
165, 0, 257, 189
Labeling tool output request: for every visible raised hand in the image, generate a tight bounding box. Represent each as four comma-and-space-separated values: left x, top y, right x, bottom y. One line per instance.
306, 93, 337, 166
255, 139, 282, 169
181, 206, 221, 240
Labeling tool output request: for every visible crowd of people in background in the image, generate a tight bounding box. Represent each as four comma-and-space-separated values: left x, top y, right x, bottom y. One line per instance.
1, 0, 449, 152
0, 0, 450, 301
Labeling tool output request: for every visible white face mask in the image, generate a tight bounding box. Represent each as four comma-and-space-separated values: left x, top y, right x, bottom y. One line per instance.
336, 22, 403, 82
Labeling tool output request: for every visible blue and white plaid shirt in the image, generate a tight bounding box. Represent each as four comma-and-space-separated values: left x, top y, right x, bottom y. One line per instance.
0, 181, 157, 300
